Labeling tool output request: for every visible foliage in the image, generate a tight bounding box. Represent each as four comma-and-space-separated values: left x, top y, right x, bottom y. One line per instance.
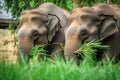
0, 57, 120, 80
75, 39, 110, 66
0, 1, 3, 14
1, 37, 120, 80
20, 39, 110, 65
75, 40, 110, 54
4, 0, 73, 18
1, 1, 120, 79
19, 39, 110, 64
80, 0, 120, 6
111, 0, 120, 4
4, 0, 120, 18
29, 45, 48, 63
30, 45, 47, 57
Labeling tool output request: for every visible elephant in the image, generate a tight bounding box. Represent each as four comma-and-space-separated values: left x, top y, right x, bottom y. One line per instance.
109, 4, 120, 17
16, 3, 70, 61
64, 3, 120, 63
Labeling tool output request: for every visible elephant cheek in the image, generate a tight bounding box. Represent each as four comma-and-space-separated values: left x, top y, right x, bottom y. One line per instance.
18, 37, 34, 57
64, 37, 81, 60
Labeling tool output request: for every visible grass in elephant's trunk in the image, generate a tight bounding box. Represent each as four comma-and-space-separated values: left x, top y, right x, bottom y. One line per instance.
74, 39, 110, 66
29, 43, 64, 63
30, 45, 47, 56
29, 44, 48, 63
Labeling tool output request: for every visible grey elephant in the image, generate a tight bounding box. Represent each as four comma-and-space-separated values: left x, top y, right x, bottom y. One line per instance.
16, 3, 70, 61
64, 3, 120, 63
109, 4, 120, 17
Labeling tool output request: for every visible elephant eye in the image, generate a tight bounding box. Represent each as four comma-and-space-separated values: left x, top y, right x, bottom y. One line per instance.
80, 29, 89, 39
31, 30, 40, 39
81, 29, 88, 36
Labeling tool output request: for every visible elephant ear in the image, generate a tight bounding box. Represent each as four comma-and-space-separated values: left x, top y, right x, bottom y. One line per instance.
98, 14, 119, 38
47, 13, 61, 42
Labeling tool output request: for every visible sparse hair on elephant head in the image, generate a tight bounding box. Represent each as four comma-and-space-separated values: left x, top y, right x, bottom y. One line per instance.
64, 3, 120, 63
16, 6, 62, 62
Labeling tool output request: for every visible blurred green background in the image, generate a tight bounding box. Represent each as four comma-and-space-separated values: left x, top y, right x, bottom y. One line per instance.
4, 0, 120, 18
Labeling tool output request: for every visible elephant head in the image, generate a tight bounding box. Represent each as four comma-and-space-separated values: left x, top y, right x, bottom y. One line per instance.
16, 8, 61, 61
64, 6, 119, 62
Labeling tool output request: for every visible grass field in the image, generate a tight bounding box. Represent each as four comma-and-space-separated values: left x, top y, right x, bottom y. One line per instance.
0, 58, 120, 80
0, 40, 120, 80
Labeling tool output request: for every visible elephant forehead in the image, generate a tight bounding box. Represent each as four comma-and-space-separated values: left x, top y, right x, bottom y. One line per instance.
71, 7, 97, 19
19, 9, 49, 23
20, 14, 46, 21
17, 24, 31, 36
20, 8, 48, 17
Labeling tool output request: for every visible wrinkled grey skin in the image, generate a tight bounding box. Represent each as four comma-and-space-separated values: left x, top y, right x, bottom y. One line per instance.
64, 3, 120, 63
16, 3, 70, 61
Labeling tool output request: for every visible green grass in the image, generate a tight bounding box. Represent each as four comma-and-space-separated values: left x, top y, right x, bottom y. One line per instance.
0, 40, 120, 80
0, 58, 120, 80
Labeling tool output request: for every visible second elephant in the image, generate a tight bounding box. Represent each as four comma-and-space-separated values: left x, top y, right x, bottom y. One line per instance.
64, 3, 120, 63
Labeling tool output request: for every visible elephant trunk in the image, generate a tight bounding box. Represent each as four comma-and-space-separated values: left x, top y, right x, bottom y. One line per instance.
64, 37, 81, 63
18, 37, 34, 62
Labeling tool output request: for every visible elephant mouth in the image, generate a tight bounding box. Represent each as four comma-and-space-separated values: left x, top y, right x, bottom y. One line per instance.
33, 38, 47, 48
34, 38, 39, 46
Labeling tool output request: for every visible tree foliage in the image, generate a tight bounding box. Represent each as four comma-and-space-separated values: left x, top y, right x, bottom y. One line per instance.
4, 0, 120, 18
4, 0, 73, 18
80, 0, 120, 6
